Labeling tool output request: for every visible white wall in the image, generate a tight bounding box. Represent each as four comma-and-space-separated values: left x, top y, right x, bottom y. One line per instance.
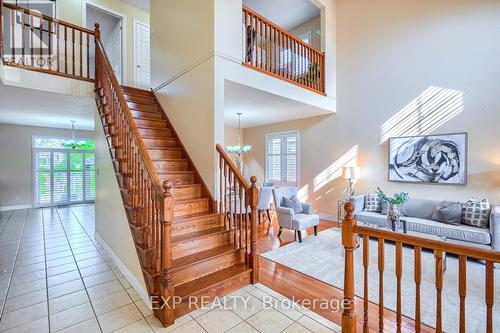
290, 15, 321, 50
94, 111, 147, 297
244, 0, 500, 219
0, 124, 94, 209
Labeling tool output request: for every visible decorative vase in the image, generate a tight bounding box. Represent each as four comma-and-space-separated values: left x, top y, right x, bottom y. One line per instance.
386, 204, 401, 231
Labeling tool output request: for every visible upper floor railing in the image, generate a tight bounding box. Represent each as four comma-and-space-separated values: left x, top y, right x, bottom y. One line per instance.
0, 0, 95, 81
341, 202, 499, 333
242, 6, 325, 95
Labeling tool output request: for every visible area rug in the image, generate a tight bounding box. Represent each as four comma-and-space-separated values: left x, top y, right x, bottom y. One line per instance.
261, 228, 500, 332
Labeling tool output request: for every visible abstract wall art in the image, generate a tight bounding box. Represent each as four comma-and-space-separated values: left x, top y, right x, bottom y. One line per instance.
388, 133, 467, 185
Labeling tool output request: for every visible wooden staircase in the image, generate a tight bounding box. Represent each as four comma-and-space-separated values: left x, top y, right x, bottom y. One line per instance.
95, 71, 258, 325
0, 2, 259, 326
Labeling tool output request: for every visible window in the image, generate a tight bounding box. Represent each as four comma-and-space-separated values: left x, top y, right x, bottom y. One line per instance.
33, 137, 96, 207
298, 31, 312, 46
266, 131, 299, 186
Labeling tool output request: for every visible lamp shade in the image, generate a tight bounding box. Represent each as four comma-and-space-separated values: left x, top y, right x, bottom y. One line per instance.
343, 166, 361, 180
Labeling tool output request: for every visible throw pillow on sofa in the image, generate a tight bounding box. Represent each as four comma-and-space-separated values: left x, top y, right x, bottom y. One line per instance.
462, 199, 490, 228
432, 201, 462, 226
282, 195, 303, 214
364, 193, 382, 213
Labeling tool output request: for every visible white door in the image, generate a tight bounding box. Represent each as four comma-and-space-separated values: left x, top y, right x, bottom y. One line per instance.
135, 22, 150, 89
106, 21, 123, 83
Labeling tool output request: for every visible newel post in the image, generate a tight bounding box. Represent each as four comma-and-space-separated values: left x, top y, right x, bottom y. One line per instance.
342, 202, 357, 333
160, 182, 174, 326
94, 23, 100, 80
249, 176, 259, 283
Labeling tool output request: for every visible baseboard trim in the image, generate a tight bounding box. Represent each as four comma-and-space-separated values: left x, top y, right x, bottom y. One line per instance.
0, 204, 32, 211
317, 213, 337, 223
95, 232, 151, 307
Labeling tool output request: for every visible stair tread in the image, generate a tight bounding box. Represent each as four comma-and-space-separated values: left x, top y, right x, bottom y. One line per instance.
175, 196, 209, 202
172, 225, 229, 246
174, 212, 222, 223
172, 244, 236, 272
158, 170, 194, 174
175, 263, 250, 299
149, 147, 183, 151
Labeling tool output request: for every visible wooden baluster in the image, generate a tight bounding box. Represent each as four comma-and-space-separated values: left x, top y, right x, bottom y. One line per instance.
160, 182, 174, 326
228, 170, 233, 230
94, 24, 100, 80
321, 53, 325, 93
21, 12, 26, 65
378, 238, 385, 332
64, 25, 67, 73
234, 180, 239, 247
342, 202, 356, 333
56, 23, 60, 72
249, 176, 259, 283
10, 9, 14, 62
219, 155, 223, 213
79, 30, 82, 77
252, 15, 256, 67
260, 20, 263, 69
39, 16, 42, 67
48, 20, 52, 70
362, 234, 369, 332
30, 14, 34, 66
239, 183, 243, 249
458, 255, 466, 333
86, 33, 90, 78
414, 245, 422, 332
434, 250, 443, 333
485, 261, 494, 333
395, 241, 402, 333
72, 28, 75, 75
224, 161, 228, 228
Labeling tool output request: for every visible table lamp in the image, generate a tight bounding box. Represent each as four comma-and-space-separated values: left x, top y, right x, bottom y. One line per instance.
343, 166, 361, 198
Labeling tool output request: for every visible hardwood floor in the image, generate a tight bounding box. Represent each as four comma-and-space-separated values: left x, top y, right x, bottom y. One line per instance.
256, 215, 434, 333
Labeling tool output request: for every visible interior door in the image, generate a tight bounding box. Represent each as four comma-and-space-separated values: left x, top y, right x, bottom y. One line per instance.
106, 21, 123, 83
135, 22, 150, 89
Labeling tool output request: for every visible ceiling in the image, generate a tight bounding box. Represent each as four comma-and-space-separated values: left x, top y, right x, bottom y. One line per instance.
120, 0, 149, 12
0, 83, 95, 130
243, 0, 320, 30
224, 81, 331, 128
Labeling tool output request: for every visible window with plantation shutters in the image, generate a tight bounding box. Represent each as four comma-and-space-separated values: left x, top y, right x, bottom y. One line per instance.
33, 137, 95, 207
265, 131, 299, 186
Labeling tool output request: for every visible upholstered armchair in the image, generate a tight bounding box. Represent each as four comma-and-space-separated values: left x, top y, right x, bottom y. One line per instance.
272, 187, 320, 242
258, 186, 274, 227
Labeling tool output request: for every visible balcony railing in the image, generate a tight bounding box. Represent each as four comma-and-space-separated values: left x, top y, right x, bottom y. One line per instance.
242, 6, 325, 95
0, 0, 95, 82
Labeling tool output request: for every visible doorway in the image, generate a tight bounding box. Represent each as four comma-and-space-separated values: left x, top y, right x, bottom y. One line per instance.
85, 3, 125, 83
134, 20, 150, 89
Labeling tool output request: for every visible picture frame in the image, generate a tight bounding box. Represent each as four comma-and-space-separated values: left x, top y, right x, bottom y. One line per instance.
388, 133, 468, 185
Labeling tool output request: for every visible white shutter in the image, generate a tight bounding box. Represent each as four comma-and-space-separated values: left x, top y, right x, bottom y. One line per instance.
84, 153, 95, 201
35, 151, 52, 205
266, 131, 299, 186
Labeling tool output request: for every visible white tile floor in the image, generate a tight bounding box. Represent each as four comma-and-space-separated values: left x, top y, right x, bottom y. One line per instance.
0, 205, 341, 333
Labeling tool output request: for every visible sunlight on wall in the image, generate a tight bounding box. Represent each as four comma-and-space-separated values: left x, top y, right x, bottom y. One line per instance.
380, 86, 463, 144
312, 145, 359, 193
298, 184, 309, 202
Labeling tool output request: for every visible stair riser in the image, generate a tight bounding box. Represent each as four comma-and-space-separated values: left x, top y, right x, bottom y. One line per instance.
170, 185, 202, 200
173, 250, 245, 286
127, 102, 158, 113
137, 247, 154, 270
138, 128, 173, 138
172, 232, 232, 259
149, 149, 183, 160
172, 216, 223, 236
131, 110, 163, 120
174, 271, 251, 319
125, 95, 156, 104
174, 198, 208, 217
162, 173, 195, 187
122, 87, 153, 96
130, 224, 145, 246
154, 160, 189, 172
135, 119, 167, 129
144, 138, 178, 148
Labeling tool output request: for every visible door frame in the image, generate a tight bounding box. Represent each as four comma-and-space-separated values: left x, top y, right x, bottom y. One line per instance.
133, 19, 150, 88
82, 0, 127, 84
